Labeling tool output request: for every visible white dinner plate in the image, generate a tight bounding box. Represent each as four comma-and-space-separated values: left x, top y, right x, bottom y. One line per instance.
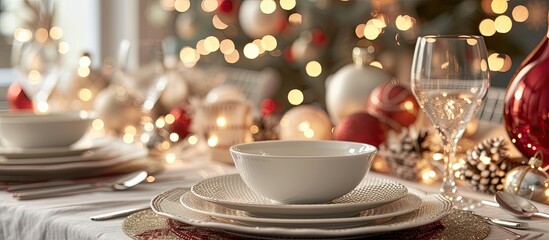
0, 142, 148, 174
0, 138, 128, 165
151, 188, 452, 238
0, 137, 111, 159
191, 174, 408, 218
180, 191, 422, 228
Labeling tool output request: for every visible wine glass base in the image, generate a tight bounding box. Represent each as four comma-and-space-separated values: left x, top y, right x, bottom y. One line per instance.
442, 194, 482, 210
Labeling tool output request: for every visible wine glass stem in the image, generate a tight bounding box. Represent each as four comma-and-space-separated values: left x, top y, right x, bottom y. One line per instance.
441, 140, 460, 200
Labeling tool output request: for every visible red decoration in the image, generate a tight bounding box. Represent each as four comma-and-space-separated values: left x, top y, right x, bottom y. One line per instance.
217, 0, 234, 13
504, 12, 549, 167
366, 83, 420, 130
311, 28, 327, 46
333, 112, 386, 147
7, 82, 33, 111
216, 0, 239, 24
169, 107, 192, 139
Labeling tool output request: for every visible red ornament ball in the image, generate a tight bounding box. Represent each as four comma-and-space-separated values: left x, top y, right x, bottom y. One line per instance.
504, 25, 549, 166
217, 0, 234, 13
333, 112, 386, 147
366, 83, 420, 129
7, 82, 33, 111
169, 107, 192, 139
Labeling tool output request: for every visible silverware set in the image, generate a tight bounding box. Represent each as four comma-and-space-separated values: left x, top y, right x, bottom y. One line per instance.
477, 191, 549, 239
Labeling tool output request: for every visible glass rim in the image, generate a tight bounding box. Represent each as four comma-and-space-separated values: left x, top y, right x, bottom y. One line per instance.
419, 34, 483, 39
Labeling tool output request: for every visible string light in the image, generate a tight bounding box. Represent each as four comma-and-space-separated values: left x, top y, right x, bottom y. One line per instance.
479, 19, 496, 36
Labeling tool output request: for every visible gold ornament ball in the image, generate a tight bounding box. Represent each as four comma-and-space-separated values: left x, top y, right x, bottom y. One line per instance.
279, 105, 333, 140
504, 157, 549, 200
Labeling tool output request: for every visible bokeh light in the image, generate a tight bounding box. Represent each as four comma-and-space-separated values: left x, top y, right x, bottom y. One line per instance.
14, 28, 32, 42
35, 28, 48, 43
201, 0, 218, 12
49, 26, 63, 40
204, 36, 220, 52
260, 0, 277, 14
280, 0, 296, 10
495, 15, 512, 33
261, 35, 277, 51
479, 19, 496, 36
212, 15, 228, 30
243, 43, 260, 59
220, 39, 236, 54
305, 61, 322, 77
224, 50, 240, 63
174, 0, 191, 12
395, 15, 413, 31
58, 41, 70, 54
288, 13, 302, 25
491, 0, 508, 14
512, 5, 529, 22
287, 89, 304, 105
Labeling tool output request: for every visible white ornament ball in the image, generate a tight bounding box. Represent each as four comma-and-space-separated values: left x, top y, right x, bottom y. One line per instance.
159, 71, 189, 110
279, 105, 333, 140
325, 63, 391, 124
205, 84, 246, 104
238, 0, 286, 39
175, 12, 198, 40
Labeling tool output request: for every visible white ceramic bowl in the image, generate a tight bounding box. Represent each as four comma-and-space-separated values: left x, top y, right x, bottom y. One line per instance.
230, 140, 377, 204
0, 111, 95, 148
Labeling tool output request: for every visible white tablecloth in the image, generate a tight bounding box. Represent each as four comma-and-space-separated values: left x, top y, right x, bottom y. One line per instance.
1, 160, 548, 240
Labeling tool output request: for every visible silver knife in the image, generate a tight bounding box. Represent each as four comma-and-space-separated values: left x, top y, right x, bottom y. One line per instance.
90, 206, 150, 221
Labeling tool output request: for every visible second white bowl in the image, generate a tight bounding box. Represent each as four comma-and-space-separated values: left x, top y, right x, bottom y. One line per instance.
0, 111, 95, 148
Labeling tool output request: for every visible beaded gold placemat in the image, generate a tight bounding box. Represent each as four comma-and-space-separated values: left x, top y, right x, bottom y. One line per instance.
122, 209, 489, 240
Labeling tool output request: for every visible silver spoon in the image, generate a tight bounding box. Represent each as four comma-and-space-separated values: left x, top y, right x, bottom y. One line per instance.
495, 191, 549, 219
13, 170, 148, 200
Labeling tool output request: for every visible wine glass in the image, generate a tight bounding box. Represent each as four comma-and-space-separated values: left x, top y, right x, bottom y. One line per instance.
411, 35, 490, 209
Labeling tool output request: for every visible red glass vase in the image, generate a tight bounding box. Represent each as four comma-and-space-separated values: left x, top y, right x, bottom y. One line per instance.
504, 11, 549, 167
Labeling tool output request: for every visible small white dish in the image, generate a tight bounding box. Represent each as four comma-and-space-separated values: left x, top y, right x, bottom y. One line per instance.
191, 174, 408, 218
151, 187, 452, 238
180, 191, 422, 228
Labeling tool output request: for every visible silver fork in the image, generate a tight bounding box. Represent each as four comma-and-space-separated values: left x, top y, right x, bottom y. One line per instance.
484, 218, 528, 240
489, 222, 544, 240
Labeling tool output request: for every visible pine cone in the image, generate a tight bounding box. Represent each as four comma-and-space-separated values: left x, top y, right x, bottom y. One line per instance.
459, 137, 510, 194
381, 127, 431, 180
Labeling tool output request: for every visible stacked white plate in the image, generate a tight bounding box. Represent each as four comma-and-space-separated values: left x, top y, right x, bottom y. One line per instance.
0, 137, 150, 182
150, 174, 453, 238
